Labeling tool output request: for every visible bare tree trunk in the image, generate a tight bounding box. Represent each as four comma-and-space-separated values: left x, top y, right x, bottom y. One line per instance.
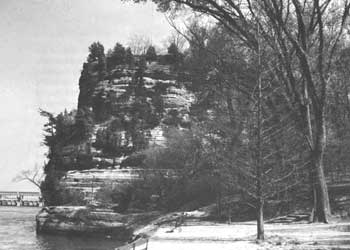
303, 83, 330, 222
257, 198, 264, 240
256, 24, 264, 239
311, 112, 330, 222
256, 101, 264, 239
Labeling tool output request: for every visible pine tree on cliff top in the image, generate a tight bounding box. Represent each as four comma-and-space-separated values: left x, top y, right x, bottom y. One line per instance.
78, 42, 106, 109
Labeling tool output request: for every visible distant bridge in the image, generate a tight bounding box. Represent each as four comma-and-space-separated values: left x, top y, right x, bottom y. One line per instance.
0, 191, 42, 207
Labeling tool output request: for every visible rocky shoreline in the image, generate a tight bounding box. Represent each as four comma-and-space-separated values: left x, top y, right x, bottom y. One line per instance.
35, 206, 161, 241
35, 205, 213, 242
35, 206, 350, 249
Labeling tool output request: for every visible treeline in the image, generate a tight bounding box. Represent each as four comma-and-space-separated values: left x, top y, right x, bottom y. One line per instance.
77, 41, 184, 110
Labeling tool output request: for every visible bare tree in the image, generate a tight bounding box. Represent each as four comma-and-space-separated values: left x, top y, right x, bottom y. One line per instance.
163, 30, 187, 52
180, 21, 306, 240
255, 24, 264, 239
13, 164, 44, 189
127, 34, 153, 55
130, 0, 350, 223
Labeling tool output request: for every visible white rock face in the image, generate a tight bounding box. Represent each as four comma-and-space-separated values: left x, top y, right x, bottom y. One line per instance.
61, 168, 176, 196
149, 126, 166, 146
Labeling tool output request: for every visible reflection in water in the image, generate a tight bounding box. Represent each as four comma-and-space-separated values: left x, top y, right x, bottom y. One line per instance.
36, 234, 122, 250
0, 207, 122, 250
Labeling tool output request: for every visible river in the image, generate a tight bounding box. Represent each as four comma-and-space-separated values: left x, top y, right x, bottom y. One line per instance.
0, 207, 122, 250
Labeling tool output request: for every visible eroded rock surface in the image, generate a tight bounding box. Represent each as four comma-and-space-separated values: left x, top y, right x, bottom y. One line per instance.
36, 206, 160, 240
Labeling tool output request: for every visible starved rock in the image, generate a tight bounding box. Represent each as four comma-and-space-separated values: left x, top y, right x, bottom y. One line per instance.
36, 206, 160, 241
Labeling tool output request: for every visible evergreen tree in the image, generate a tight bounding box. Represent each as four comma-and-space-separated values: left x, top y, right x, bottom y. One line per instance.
87, 42, 105, 63
125, 47, 134, 65
75, 107, 94, 140
88, 41, 106, 80
145, 45, 157, 62
167, 42, 179, 55
166, 42, 183, 65
78, 42, 106, 109
107, 43, 126, 69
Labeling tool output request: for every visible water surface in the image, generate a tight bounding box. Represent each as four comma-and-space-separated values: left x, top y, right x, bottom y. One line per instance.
0, 206, 122, 250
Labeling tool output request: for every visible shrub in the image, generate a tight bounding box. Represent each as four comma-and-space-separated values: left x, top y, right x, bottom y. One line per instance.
95, 184, 134, 212
59, 189, 87, 206
41, 174, 87, 206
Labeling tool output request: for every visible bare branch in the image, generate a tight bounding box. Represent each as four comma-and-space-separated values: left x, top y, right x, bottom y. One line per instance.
13, 165, 43, 189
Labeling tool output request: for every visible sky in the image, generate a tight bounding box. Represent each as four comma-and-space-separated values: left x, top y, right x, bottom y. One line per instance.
0, 0, 173, 192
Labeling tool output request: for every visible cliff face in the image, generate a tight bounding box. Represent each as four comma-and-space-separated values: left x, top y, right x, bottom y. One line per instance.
59, 57, 194, 195
61, 168, 176, 196
87, 60, 194, 165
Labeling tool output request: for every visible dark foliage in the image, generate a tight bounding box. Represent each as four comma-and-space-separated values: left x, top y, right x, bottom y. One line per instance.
78, 42, 106, 109
165, 43, 183, 65
39, 108, 94, 205
107, 43, 126, 70
145, 46, 157, 62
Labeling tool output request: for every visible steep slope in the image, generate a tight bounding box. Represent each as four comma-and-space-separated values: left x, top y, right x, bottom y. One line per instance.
88, 61, 194, 168
60, 57, 194, 195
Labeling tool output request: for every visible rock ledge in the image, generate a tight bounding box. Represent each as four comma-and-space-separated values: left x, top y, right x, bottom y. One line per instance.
36, 206, 160, 241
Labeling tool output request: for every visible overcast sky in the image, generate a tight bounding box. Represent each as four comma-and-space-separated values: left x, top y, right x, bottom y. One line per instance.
0, 0, 173, 191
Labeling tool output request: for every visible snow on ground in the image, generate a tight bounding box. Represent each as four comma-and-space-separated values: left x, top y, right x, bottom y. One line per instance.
148, 240, 258, 250
144, 220, 350, 250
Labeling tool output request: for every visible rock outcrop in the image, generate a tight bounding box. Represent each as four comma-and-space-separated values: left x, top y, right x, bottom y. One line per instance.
36, 206, 160, 240
59, 59, 194, 197
60, 168, 176, 195
41, 45, 195, 206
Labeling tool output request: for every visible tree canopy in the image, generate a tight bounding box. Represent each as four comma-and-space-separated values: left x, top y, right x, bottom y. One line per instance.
127, 0, 350, 225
